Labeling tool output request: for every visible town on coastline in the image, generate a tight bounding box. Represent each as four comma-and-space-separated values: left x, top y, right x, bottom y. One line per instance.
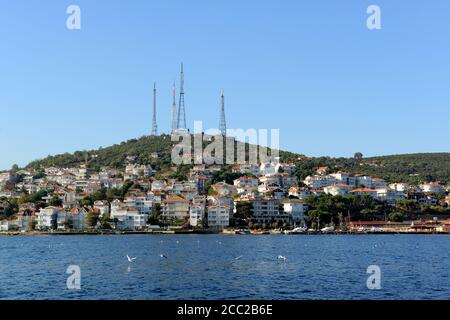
1, 65, 449, 236
1, 156, 450, 235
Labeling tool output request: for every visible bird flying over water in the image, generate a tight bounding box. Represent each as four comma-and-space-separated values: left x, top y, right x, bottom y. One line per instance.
126, 254, 137, 262
234, 255, 243, 260
159, 254, 168, 259
277, 255, 287, 261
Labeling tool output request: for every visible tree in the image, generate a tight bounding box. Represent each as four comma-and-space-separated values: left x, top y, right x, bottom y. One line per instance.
388, 212, 404, 222
354, 152, 363, 160
235, 201, 253, 220
148, 203, 162, 225
85, 210, 100, 228
49, 196, 63, 207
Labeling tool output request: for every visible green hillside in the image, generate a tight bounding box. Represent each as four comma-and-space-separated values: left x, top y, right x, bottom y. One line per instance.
26, 135, 450, 184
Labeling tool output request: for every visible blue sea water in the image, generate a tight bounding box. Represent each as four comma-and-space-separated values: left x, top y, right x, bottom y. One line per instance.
0, 234, 449, 300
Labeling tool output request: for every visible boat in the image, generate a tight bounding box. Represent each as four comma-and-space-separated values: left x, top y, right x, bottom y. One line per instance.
269, 229, 283, 235
285, 226, 308, 234
320, 226, 335, 233
251, 229, 270, 235
222, 229, 236, 235
235, 228, 251, 235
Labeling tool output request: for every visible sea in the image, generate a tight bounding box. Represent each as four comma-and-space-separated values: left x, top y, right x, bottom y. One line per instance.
0, 234, 449, 300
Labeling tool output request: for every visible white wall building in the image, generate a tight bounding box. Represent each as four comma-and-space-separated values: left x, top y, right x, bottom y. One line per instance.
189, 204, 205, 227
207, 205, 230, 229
282, 200, 307, 223
36, 207, 61, 230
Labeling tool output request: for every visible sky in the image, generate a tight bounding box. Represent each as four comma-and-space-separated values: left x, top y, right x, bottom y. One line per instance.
0, 0, 449, 170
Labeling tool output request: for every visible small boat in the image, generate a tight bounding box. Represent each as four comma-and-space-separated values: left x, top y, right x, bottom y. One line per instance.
235, 228, 251, 235
320, 226, 335, 233
251, 229, 269, 235
285, 226, 308, 234
269, 229, 283, 235
222, 229, 236, 235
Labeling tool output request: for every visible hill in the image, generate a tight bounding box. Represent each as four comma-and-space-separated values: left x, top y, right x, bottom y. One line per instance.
26, 135, 450, 184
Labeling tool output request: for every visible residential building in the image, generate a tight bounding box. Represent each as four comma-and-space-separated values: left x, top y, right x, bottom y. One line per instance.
211, 182, 237, 197
420, 182, 446, 194
251, 197, 289, 225
282, 199, 308, 223
36, 206, 61, 230
111, 208, 148, 230
94, 200, 110, 217
70, 207, 87, 230
162, 195, 189, 221
324, 184, 353, 196
189, 204, 205, 227
207, 205, 230, 229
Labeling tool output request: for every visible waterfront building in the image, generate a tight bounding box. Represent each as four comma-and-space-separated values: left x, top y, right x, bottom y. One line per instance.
111, 208, 148, 230
124, 195, 153, 215
207, 205, 230, 229
189, 204, 205, 227
162, 195, 189, 222
15, 207, 36, 231
94, 200, 110, 217
70, 207, 87, 230
36, 207, 62, 230
282, 199, 308, 223
251, 197, 290, 225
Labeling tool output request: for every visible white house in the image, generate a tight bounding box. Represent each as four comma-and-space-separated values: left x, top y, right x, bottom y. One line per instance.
207, 205, 230, 229
304, 175, 337, 189
323, 184, 353, 196
282, 200, 307, 223
57, 211, 70, 230
36, 206, 61, 230
329, 172, 356, 187
94, 200, 110, 217
420, 182, 446, 194
259, 162, 281, 176
189, 204, 205, 227
389, 183, 410, 192
111, 208, 148, 230
124, 195, 153, 215
233, 177, 259, 194
251, 197, 290, 225
376, 188, 406, 204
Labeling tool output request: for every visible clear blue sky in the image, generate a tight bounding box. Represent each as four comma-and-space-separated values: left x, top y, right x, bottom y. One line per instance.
1, 0, 449, 170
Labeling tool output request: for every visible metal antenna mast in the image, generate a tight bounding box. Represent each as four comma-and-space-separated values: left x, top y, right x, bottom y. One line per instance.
177, 63, 187, 130
171, 81, 178, 133
151, 82, 158, 136
219, 90, 226, 136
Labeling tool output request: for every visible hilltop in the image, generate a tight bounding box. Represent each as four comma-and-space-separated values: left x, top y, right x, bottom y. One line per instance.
25, 135, 450, 184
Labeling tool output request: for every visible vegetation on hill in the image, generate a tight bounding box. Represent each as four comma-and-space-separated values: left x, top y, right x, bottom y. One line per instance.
25, 135, 450, 184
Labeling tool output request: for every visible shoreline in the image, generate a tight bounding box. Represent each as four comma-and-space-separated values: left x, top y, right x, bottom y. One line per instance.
0, 230, 449, 236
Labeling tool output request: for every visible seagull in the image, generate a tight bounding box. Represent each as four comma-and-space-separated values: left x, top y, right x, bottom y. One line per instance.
159, 254, 168, 259
234, 255, 243, 260
126, 254, 137, 263
277, 255, 287, 261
